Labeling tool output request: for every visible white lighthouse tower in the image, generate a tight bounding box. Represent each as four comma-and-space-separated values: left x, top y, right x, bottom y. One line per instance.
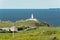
31, 14, 33, 19
26, 13, 37, 21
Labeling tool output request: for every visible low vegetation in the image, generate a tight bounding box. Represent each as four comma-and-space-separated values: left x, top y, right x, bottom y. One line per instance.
0, 27, 60, 40
0, 20, 13, 28
0, 20, 60, 40
0, 20, 50, 28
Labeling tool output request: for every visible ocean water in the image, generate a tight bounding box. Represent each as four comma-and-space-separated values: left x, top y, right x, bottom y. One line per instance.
0, 9, 60, 26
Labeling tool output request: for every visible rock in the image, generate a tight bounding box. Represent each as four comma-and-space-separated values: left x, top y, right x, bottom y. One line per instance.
50, 36, 58, 40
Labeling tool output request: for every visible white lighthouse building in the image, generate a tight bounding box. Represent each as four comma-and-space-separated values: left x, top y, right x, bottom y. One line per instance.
26, 14, 37, 21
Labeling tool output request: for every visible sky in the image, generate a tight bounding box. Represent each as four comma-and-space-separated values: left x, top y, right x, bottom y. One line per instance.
0, 0, 60, 9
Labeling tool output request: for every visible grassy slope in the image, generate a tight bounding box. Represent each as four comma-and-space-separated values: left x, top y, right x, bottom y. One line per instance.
0, 27, 60, 40
0, 20, 49, 28
0, 21, 13, 28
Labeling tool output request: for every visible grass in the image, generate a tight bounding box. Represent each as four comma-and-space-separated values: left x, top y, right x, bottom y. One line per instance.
0, 27, 60, 40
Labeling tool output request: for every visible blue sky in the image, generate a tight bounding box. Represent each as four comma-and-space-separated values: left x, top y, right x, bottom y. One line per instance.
0, 0, 60, 9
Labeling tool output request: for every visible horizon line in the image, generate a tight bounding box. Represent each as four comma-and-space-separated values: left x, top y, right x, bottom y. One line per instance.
0, 8, 60, 9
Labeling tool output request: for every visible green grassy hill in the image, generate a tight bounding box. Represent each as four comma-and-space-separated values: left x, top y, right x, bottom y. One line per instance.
0, 21, 13, 28
0, 20, 50, 28
15, 20, 50, 27
0, 27, 60, 40
0, 20, 60, 40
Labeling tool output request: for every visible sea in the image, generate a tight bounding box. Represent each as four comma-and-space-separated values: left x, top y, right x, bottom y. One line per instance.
0, 9, 60, 26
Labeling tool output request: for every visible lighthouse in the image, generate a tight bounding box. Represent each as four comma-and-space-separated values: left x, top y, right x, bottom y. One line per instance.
26, 13, 37, 21
31, 14, 33, 19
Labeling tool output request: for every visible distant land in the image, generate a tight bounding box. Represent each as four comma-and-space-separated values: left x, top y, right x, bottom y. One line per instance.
49, 8, 60, 10
0, 8, 60, 26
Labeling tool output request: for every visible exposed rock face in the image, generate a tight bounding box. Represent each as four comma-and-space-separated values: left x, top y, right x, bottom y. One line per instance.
9, 26, 18, 32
